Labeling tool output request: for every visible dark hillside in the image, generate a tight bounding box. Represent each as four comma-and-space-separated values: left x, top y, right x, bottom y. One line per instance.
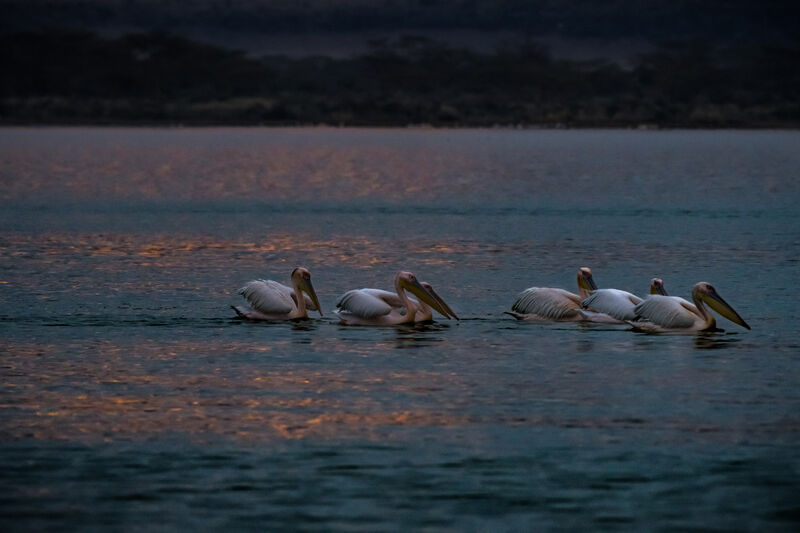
2, 31, 798, 127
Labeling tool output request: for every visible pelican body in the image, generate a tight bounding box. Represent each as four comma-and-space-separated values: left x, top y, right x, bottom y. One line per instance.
335, 271, 455, 326
362, 282, 459, 322
631, 281, 750, 332
506, 267, 600, 322
580, 277, 669, 322
232, 267, 322, 321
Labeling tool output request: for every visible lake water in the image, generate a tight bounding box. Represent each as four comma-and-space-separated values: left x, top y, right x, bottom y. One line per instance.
1, 127, 799, 531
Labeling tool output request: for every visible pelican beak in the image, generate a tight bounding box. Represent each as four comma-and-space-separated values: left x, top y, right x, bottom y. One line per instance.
578, 273, 598, 293
404, 278, 450, 319
424, 285, 459, 320
300, 278, 323, 317
703, 288, 750, 330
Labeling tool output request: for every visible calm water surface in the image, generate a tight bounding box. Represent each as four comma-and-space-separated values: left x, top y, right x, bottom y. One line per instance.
1, 128, 799, 531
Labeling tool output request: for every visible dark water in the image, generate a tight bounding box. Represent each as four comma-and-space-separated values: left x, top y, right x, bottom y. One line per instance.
1, 127, 799, 531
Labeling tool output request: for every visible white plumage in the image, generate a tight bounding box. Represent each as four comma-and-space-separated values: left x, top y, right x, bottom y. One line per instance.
337, 286, 457, 322
511, 287, 584, 320
240, 279, 319, 312
335, 289, 396, 318
581, 288, 643, 321
506, 267, 601, 322
238, 280, 296, 315
232, 267, 322, 321
630, 282, 750, 332
334, 271, 453, 326
633, 295, 699, 329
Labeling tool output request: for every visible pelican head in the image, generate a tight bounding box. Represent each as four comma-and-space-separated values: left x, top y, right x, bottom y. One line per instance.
650, 278, 668, 295
397, 271, 450, 319
692, 282, 750, 330
421, 281, 459, 320
577, 267, 598, 295
291, 266, 323, 316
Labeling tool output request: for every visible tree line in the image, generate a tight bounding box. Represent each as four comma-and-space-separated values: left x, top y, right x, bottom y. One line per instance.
1, 31, 798, 127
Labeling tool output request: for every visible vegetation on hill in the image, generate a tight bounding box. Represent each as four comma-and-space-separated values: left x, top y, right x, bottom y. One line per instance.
1, 31, 798, 127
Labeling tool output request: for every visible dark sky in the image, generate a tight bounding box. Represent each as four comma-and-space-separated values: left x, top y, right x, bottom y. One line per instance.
2, 0, 798, 59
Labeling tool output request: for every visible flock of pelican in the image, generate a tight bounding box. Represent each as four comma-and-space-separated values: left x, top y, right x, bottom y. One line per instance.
231, 266, 750, 332
505, 267, 750, 332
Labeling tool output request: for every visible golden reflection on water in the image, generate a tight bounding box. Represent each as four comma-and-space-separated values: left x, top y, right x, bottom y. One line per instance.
4, 230, 680, 271
0, 132, 487, 203
0, 339, 474, 444
1, 232, 470, 257
0, 232, 475, 281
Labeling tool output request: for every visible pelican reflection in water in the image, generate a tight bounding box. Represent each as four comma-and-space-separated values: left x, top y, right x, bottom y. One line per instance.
232, 266, 322, 320
631, 281, 750, 332
335, 271, 456, 326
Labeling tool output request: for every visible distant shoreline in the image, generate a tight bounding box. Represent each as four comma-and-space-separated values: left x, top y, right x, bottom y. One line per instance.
3, 31, 798, 130
2, 121, 798, 130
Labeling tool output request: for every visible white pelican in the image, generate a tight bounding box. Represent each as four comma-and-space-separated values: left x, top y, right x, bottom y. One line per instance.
506, 267, 600, 322
631, 281, 750, 332
334, 271, 453, 326
354, 282, 459, 322
580, 277, 669, 322
232, 266, 322, 320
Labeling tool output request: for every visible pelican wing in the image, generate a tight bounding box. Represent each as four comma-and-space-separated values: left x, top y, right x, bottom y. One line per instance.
512, 287, 582, 319
241, 279, 319, 311
360, 289, 404, 308
247, 280, 316, 311
362, 288, 426, 312
633, 295, 698, 328
238, 279, 295, 315
582, 289, 642, 321
336, 289, 394, 318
